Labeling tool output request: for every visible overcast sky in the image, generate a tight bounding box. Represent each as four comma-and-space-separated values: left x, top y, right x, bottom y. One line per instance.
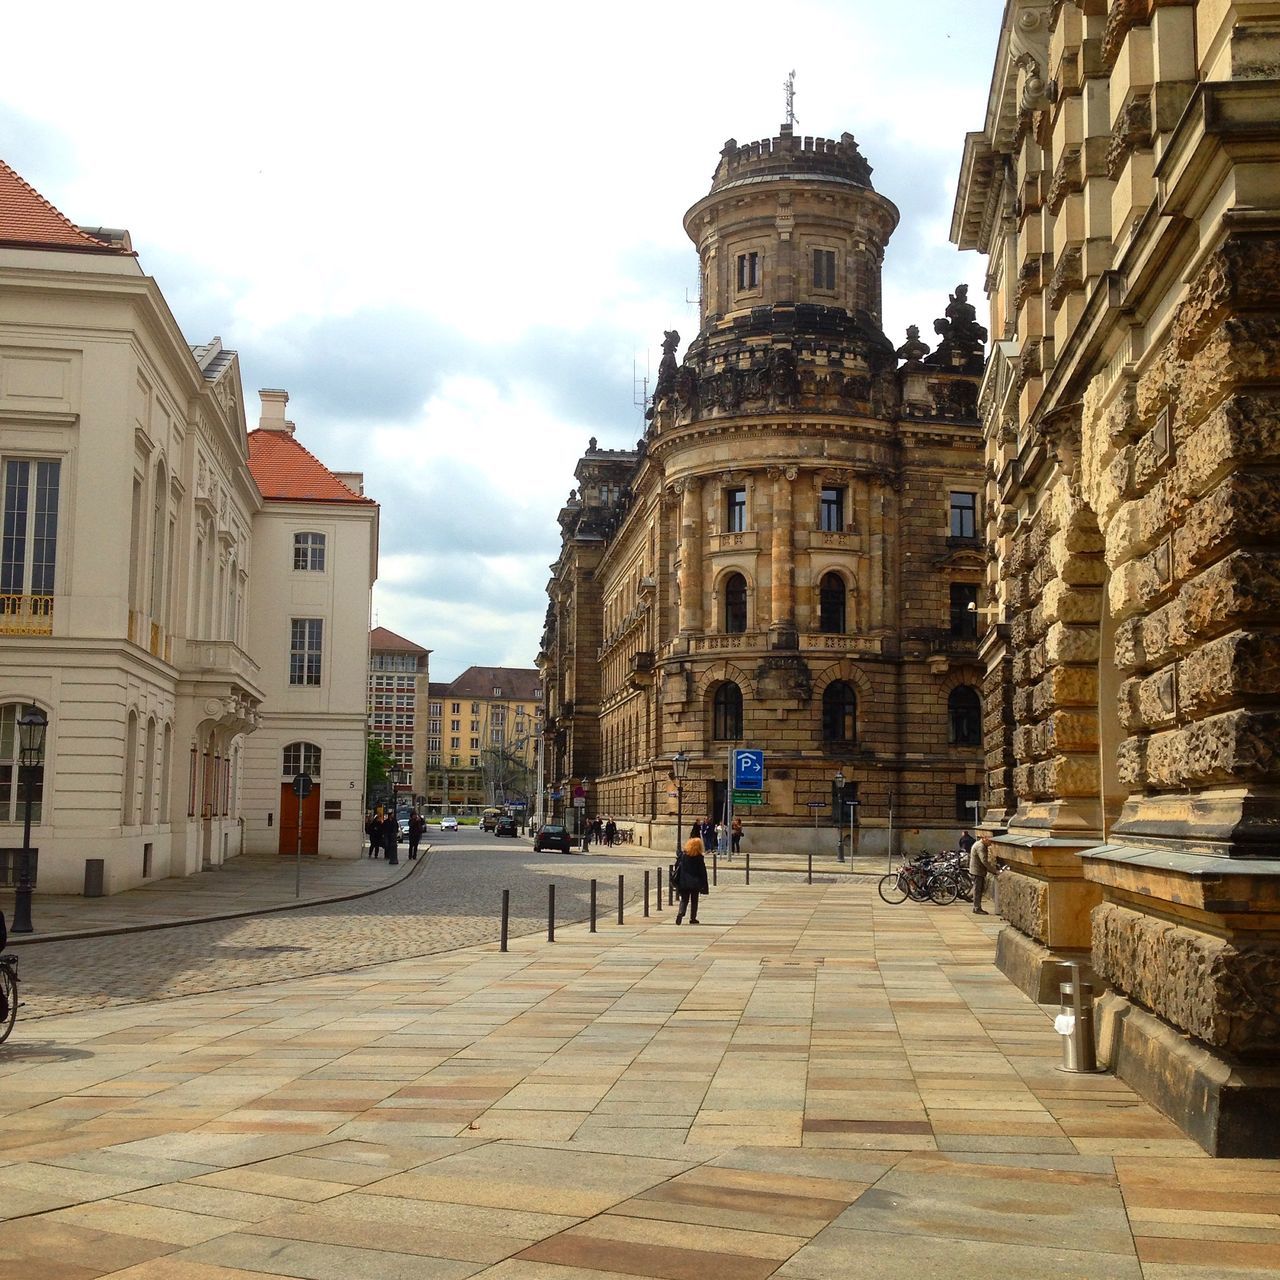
3, 0, 1003, 682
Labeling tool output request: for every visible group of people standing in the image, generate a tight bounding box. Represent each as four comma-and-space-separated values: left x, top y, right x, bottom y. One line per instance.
687, 815, 743, 856
364, 811, 426, 865
581, 816, 623, 849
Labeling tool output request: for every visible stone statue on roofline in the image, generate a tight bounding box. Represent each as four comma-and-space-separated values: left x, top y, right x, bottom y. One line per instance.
924, 284, 988, 375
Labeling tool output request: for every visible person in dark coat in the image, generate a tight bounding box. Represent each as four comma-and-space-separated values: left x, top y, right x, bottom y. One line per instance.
365, 813, 382, 858
675, 836, 709, 925
582, 820, 592, 853
604, 818, 617, 847
699, 817, 716, 849
382, 814, 400, 866
408, 812, 426, 860
688, 819, 701, 840
958, 829, 976, 854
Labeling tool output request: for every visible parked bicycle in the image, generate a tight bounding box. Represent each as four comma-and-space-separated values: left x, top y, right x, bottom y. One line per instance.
0, 952, 18, 1044
878, 853, 960, 906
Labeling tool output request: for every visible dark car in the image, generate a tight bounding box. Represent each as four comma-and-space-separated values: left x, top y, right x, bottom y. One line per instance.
533, 823, 572, 854
495, 815, 519, 837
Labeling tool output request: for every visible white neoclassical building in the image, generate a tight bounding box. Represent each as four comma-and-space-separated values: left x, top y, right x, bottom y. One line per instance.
0, 159, 377, 895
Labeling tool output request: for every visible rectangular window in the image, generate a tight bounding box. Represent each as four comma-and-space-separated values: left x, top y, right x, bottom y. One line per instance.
289, 618, 323, 685
450, 736, 460, 749
950, 584, 979, 638
819, 487, 845, 532
956, 784, 982, 823
450, 719, 460, 732
292, 531, 326, 571
813, 248, 836, 290
736, 251, 760, 291
470, 737, 479, 750
725, 487, 747, 533
1, 458, 60, 615
950, 492, 977, 539
451, 702, 460, 713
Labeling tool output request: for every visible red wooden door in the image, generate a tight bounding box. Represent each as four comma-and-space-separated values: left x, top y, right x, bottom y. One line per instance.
278, 784, 321, 854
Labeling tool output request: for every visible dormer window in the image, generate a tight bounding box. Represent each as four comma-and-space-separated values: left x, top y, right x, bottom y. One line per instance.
813, 248, 836, 291
293, 531, 326, 571
736, 252, 760, 291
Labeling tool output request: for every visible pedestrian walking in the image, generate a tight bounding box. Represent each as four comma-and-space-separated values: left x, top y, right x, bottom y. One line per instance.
365, 813, 382, 859
604, 817, 617, 847
382, 813, 400, 867
408, 811, 425, 860
582, 820, 592, 853
674, 836, 709, 925
958, 828, 976, 854
970, 834, 994, 914
731, 816, 743, 855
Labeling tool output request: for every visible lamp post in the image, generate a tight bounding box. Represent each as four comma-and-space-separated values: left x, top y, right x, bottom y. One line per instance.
12, 705, 47, 935
834, 770, 845, 862
672, 750, 689, 855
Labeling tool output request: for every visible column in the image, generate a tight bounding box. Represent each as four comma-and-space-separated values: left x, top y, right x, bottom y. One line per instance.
770, 467, 796, 644
677, 479, 702, 633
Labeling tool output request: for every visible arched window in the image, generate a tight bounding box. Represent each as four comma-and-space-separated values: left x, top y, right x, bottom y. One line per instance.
712, 683, 743, 741
282, 741, 322, 778
819, 572, 846, 633
123, 710, 138, 824
143, 717, 157, 824
160, 722, 173, 822
0, 703, 46, 823
149, 464, 167, 619
822, 681, 857, 743
724, 573, 747, 634
949, 685, 982, 746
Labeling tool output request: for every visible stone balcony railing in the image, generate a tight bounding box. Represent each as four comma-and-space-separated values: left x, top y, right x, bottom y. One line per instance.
173, 637, 262, 688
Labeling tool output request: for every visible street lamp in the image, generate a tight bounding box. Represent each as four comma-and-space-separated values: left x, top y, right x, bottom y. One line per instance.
834, 770, 845, 862
12, 705, 47, 935
672, 750, 690, 855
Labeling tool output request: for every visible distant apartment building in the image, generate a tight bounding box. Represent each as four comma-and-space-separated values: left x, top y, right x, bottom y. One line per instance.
367, 627, 430, 803
423, 666, 541, 813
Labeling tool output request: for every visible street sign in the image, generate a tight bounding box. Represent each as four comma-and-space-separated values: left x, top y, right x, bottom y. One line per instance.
732, 789, 764, 807
291, 772, 313, 799
550, 790, 563, 800
513, 802, 527, 810
732, 749, 764, 790
573, 796, 586, 808
805, 801, 824, 808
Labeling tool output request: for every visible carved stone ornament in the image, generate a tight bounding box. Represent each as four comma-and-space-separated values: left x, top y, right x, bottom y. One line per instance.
1009, 1, 1053, 115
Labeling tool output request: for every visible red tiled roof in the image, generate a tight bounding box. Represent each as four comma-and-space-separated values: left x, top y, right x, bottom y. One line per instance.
0, 160, 129, 253
370, 626, 430, 654
448, 666, 541, 701
246, 429, 376, 505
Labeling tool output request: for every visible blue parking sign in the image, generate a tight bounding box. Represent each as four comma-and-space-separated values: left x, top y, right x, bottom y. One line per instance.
732, 749, 764, 790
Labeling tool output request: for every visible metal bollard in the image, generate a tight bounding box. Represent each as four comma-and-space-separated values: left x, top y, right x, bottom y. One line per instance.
668, 864, 676, 905
746, 852, 750, 885
644, 870, 650, 917
500, 888, 509, 952
590, 878, 597, 932
1056, 963, 1102, 1073
548, 883, 556, 942
657, 865, 664, 911
712, 851, 717, 886
807, 851, 812, 884
617, 873, 624, 924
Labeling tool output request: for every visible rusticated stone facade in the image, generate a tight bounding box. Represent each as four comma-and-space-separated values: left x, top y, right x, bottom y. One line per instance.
954, 1, 1280, 1154
541, 125, 986, 852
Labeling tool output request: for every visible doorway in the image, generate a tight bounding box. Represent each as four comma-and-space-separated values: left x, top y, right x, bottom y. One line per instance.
278, 783, 320, 855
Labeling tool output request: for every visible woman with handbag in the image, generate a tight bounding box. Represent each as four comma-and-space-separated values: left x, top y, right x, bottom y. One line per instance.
675, 836, 709, 925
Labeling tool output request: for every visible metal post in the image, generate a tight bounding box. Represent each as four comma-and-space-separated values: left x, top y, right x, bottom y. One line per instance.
11, 753, 41, 935
808, 850, 812, 884
548, 883, 556, 942
295, 795, 303, 899
657, 865, 664, 911
589, 878, 597, 932
712, 849, 717, 886
675, 778, 683, 856
644, 870, 650, 917
745, 851, 750, 885
500, 888, 509, 952
617, 873, 624, 924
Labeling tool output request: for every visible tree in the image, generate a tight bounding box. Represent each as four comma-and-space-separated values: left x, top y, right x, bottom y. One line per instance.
366, 736, 396, 800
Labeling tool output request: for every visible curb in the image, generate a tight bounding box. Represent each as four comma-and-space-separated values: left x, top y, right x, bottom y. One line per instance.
5, 847, 431, 947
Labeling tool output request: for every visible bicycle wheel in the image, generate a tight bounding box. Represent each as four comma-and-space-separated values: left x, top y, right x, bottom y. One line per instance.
0, 964, 17, 1044
953, 870, 974, 902
907, 871, 932, 902
929, 874, 959, 906
878, 872, 909, 904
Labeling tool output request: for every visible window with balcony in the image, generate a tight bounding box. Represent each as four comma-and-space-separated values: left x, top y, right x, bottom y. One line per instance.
293, 531, 326, 571
724, 573, 748, 634
288, 618, 323, 685
818, 572, 845, 633
822, 681, 857, 743
819, 486, 844, 533
712, 683, 743, 740
948, 686, 982, 746
949, 584, 979, 638
950, 491, 977, 539
725, 487, 747, 533
1, 458, 60, 633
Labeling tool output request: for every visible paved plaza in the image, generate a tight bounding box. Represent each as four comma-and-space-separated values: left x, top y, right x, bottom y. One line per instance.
2, 859, 1273, 1280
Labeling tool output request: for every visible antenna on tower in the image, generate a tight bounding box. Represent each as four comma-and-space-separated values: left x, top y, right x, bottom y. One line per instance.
632, 353, 650, 420
784, 69, 798, 126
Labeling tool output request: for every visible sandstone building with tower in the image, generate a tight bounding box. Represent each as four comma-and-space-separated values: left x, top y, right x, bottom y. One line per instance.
953, 0, 1280, 1153
541, 125, 988, 852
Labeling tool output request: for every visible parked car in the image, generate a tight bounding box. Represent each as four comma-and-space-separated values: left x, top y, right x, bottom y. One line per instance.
439, 816, 458, 831
533, 824, 572, 854
495, 815, 518, 837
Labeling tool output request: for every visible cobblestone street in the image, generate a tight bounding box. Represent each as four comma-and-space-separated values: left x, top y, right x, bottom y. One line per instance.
13, 837, 659, 1019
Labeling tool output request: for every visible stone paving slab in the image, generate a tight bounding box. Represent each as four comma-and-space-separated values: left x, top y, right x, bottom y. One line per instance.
0, 879, 1258, 1280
